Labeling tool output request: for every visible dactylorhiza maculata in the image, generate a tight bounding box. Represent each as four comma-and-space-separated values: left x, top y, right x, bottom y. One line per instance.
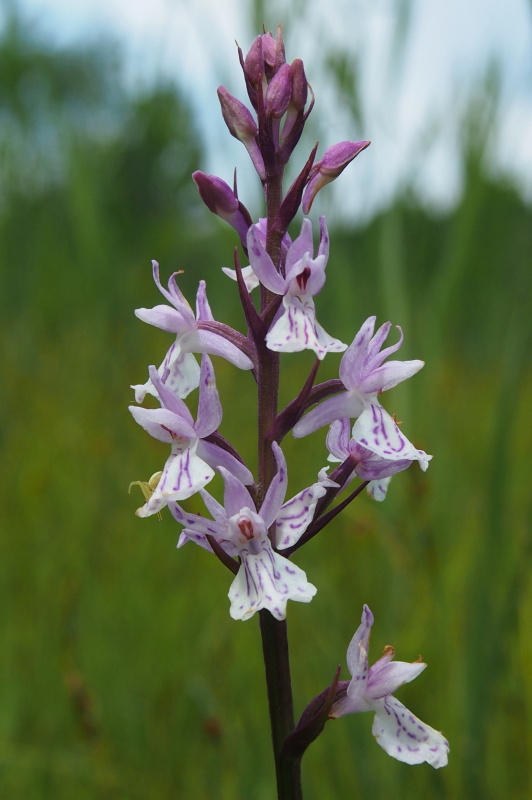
128, 26, 448, 797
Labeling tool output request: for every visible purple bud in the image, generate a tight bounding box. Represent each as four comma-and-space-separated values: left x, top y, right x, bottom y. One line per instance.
216, 87, 266, 180
218, 86, 258, 140
279, 60, 310, 157
262, 32, 278, 68
302, 140, 371, 213
244, 28, 285, 87
290, 59, 308, 112
265, 63, 292, 118
244, 36, 264, 86
192, 171, 252, 243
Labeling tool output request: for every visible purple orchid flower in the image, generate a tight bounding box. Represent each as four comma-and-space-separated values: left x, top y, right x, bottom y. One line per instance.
247, 217, 347, 359
293, 316, 424, 437
129, 356, 253, 516
221, 218, 292, 292
171, 443, 336, 620
132, 261, 254, 402
330, 605, 449, 768
326, 410, 431, 501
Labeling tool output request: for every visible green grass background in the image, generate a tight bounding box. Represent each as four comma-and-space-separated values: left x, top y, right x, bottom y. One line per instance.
1, 6, 531, 798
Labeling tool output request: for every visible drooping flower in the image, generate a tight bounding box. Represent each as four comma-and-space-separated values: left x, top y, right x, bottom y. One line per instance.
330, 605, 449, 768
247, 217, 347, 359
129, 356, 253, 516
132, 261, 254, 402
171, 443, 336, 620
293, 316, 424, 437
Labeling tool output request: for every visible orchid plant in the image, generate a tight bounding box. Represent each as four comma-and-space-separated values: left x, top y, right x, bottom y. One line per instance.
129, 27, 448, 799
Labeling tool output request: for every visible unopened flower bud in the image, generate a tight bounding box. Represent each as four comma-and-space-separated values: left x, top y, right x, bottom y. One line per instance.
244, 36, 265, 86
265, 63, 292, 118
244, 29, 285, 88
290, 59, 308, 112
192, 171, 252, 242
302, 140, 370, 213
217, 86, 258, 141
214, 86, 265, 180
261, 32, 278, 68
279, 60, 310, 156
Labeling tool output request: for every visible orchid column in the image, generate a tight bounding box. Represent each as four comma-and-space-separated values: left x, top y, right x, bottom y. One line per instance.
129, 26, 448, 800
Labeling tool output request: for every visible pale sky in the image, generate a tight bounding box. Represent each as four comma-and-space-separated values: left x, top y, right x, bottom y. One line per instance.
10, 0, 532, 218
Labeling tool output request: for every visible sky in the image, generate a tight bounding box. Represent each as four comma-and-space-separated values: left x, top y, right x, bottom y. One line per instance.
9, 0, 532, 219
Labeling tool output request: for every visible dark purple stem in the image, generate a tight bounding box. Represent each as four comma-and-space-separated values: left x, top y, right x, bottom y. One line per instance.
257, 165, 302, 800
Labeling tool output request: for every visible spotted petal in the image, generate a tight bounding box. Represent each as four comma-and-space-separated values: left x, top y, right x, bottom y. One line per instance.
135, 443, 215, 516
372, 695, 449, 768
228, 539, 317, 621
132, 345, 200, 402
275, 472, 336, 550
352, 404, 431, 470
266, 296, 346, 360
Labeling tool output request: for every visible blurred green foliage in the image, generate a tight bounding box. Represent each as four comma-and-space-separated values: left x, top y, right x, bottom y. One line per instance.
1, 6, 532, 800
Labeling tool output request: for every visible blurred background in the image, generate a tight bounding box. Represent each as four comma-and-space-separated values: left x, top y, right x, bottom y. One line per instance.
1, 0, 531, 797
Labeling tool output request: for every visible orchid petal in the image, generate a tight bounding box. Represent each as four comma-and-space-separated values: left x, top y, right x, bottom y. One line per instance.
352, 405, 432, 469
218, 466, 255, 517
326, 418, 352, 461
293, 392, 364, 439
372, 696, 449, 768
128, 405, 196, 443
195, 280, 214, 321
338, 316, 376, 389
259, 442, 288, 528
266, 296, 347, 360
132, 348, 200, 403
149, 365, 195, 422
367, 476, 392, 501
275, 479, 329, 549
193, 329, 254, 370
228, 540, 317, 621
284, 218, 314, 273
135, 446, 214, 515
366, 323, 402, 370
357, 359, 424, 394
151, 260, 189, 311
194, 355, 222, 438
197, 440, 253, 485
317, 216, 330, 261
367, 660, 427, 700
346, 604, 373, 681
247, 226, 285, 294
169, 503, 227, 540
134, 305, 192, 334
221, 265, 261, 292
